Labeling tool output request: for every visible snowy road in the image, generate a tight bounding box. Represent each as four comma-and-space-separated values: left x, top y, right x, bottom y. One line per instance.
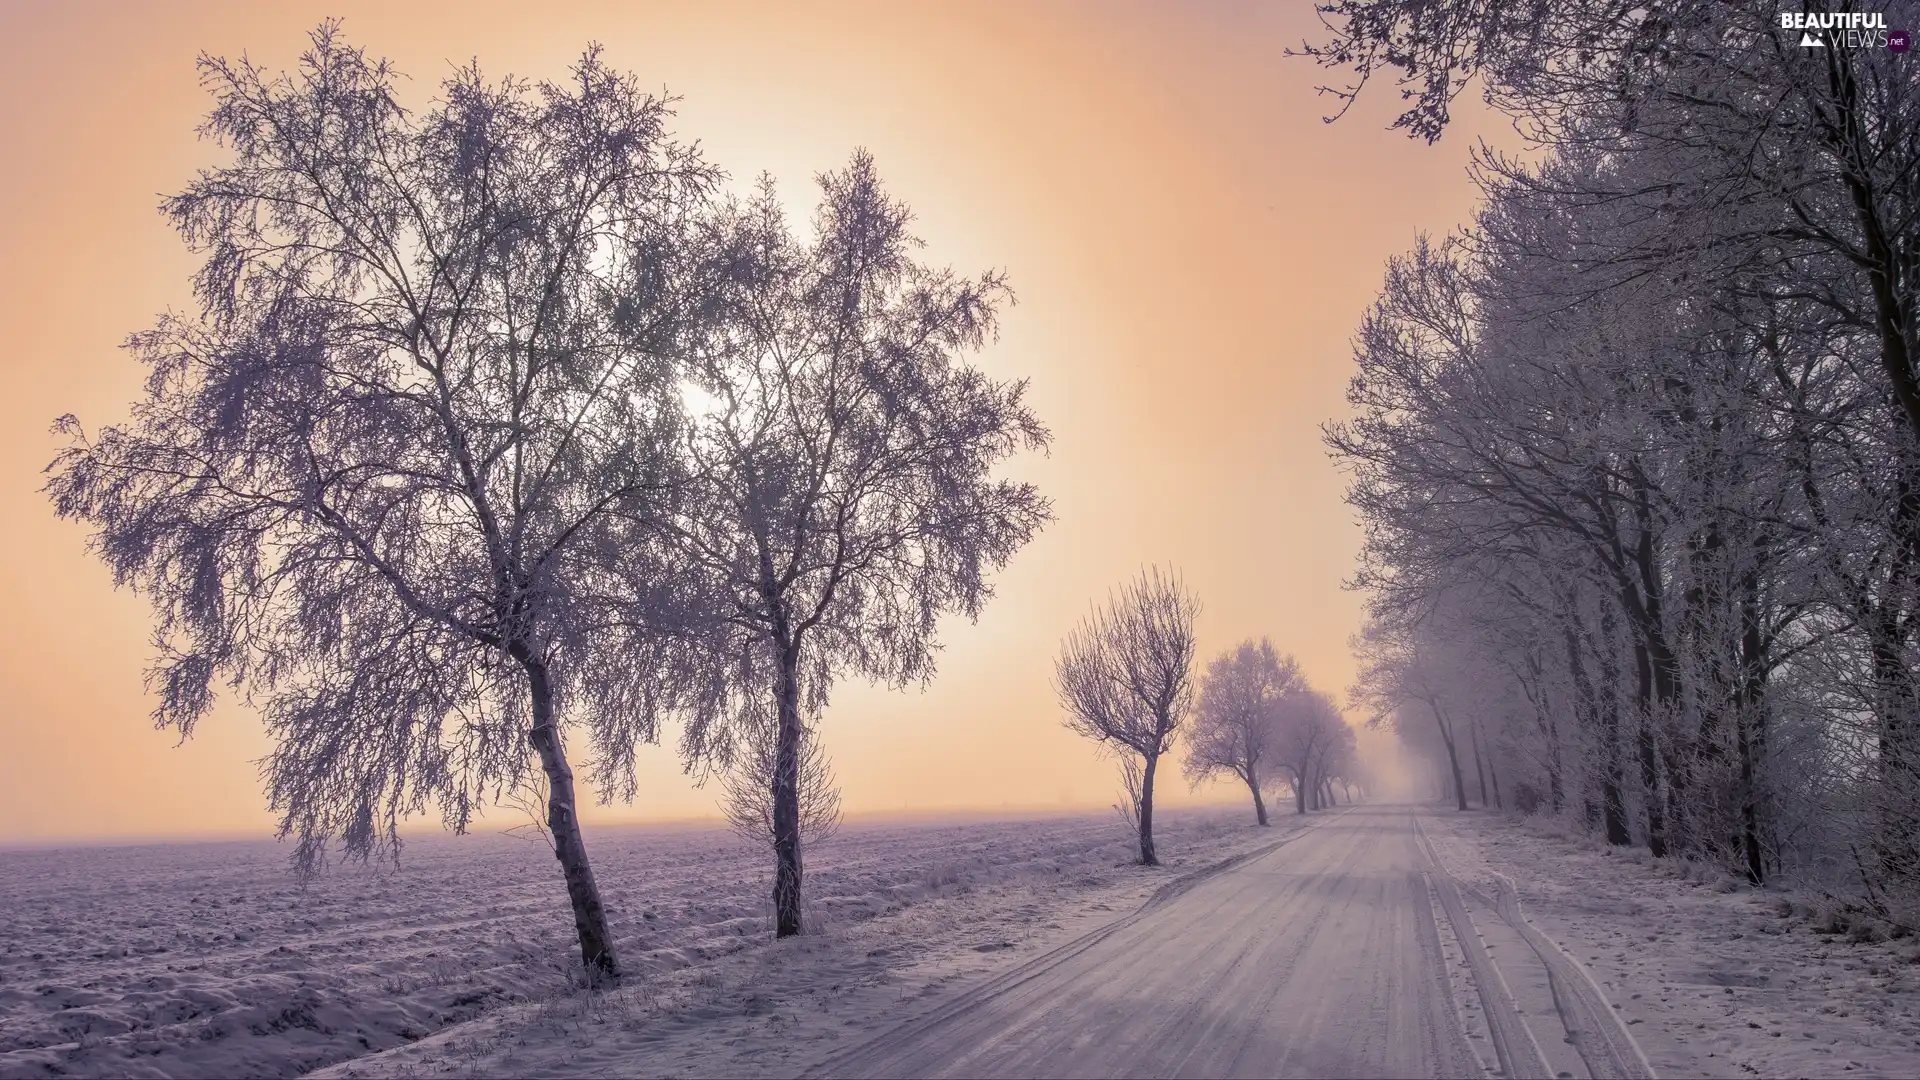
816, 804, 1641, 1080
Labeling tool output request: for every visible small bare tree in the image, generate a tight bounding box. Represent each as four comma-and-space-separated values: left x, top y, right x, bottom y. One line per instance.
721, 720, 842, 856
1185, 639, 1302, 825
1055, 566, 1201, 865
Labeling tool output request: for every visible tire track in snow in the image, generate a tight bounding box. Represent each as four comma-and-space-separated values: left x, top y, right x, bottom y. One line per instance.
1416, 810, 1657, 1080
1481, 869, 1657, 1079
1160, 819, 1373, 1075
806, 808, 1357, 1078
1414, 811, 1553, 1080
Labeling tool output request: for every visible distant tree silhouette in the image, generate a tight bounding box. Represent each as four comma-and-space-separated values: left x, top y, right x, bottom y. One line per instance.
1271, 688, 1351, 815
1186, 639, 1302, 825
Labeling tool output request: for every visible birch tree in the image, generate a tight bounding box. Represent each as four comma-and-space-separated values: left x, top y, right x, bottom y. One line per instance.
720, 717, 842, 858
656, 154, 1051, 938
43, 28, 719, 980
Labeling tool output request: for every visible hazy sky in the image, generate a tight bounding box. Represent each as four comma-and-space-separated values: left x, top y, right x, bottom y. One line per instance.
0, 1, 1504, 843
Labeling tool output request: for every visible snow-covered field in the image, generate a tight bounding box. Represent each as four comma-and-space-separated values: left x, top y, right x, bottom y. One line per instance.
0, 807, 1277, 1080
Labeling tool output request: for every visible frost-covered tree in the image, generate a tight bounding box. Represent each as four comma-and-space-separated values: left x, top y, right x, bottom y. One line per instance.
1313, 3, 1920, 890
43, 27, 720, 980
1185, 638, 1301, 825
720, 717, 842, 858
1319, 16, 1920, 911
1271, 687, 1350, 815
1317, 717, 1361, 808
654, 154, 1051, 938
1055, 566, 1200, 865
1350, 615, 1474, 812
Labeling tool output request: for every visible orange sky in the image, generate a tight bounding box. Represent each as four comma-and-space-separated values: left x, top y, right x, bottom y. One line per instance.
0, 1, 1504, 843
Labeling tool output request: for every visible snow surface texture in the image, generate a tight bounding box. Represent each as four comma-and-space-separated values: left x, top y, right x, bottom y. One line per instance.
321, 804, 1920, 1080
15, 803, 1913, 1079
299, 811, 1336, 1079
809, 805, 1477, 1078
321, 806, 1473, 1078
0, 808, 1268, 1079
1417, 809, 1920, 1079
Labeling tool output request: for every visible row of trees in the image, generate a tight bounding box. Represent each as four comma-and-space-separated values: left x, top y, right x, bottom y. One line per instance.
1187, 638, 1358, 820
1312, 3, 1920, 917
1053, 568, 1358, 864
45, 28, 1050, 977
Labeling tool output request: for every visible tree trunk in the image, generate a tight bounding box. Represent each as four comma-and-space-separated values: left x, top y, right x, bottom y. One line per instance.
1623, 472, 1677, 858
1638, 720, 1669, 858
523, 659, 620, 981
1246, 766, 1269, 826
1736, 559, 1767, 885
1601, 708, 1630, 844
1864, 469, 1920, 885
1735, 683, 1764, 886
1487, 751, 1503, 811
1633, 639, 1669, 857
772, 640, 806, 938
1433, 701, 1469, 811
1821, 67, 1920, 886
1469, 716, 1490, 808
1869, 609, 1919, 883
1523, 646, 1565, 815
1138, 751, 1160, 865
1822, 47, 1920, 444
1295, 771, 1308, 814
1596, 600, 1632, 846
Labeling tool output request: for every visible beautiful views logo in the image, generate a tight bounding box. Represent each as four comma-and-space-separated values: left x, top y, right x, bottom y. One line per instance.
1779, 11, 1906, 49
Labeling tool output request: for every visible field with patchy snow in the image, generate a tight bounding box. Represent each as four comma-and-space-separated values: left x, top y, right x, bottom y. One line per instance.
0, 807, 1274, 1080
